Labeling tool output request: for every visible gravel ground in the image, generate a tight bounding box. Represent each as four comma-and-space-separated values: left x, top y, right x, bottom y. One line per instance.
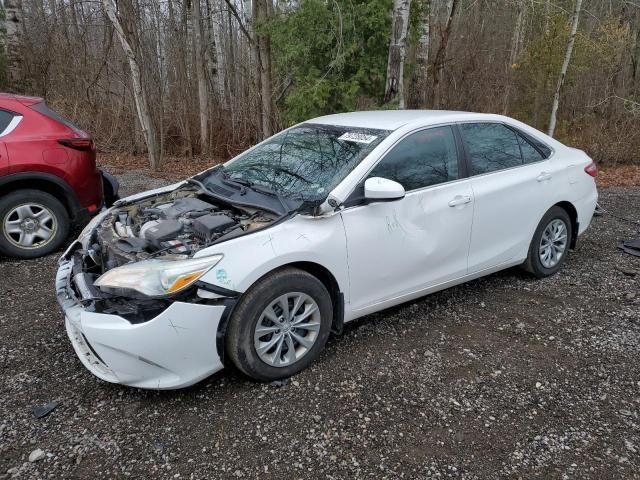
1, 171, 639, 479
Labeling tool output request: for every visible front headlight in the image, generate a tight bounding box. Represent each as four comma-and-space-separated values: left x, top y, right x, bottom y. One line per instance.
94, 254, 223, 297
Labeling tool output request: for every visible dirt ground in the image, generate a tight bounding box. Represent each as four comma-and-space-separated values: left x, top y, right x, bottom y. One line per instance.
1, 171, 639, 479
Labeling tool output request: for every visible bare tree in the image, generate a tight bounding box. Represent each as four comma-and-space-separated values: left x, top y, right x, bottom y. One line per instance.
8, 0, 639, 168
508, 0, 526, 68
192, 0, 210, 152
102, 0, 160, 169
431, 0, 458, 109
414, 0, 431, 107
206, 0, 226, 107
384, 0, 412, 108
503, 0, 527, 114
254, 0, 272, 138
544, 0, 551, 35
3, 0, 22, 90
548, 0, 583, 137
633, 8, 640, 88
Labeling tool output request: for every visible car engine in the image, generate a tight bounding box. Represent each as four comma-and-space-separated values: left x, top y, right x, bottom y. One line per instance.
93, 189, 277, 270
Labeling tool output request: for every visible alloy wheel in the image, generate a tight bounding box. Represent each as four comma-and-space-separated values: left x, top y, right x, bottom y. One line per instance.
539, 218, 568, 268
254, 292, 322, 367
3, 203, 57, 249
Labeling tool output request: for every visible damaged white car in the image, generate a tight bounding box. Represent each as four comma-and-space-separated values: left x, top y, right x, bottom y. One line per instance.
56, 111, 598, 389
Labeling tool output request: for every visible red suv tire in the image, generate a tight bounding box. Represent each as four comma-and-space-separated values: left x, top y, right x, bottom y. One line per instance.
0, 189, 71, 258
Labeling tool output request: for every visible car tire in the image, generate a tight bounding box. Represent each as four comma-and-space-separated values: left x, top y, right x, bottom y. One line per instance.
523, 206, 573, 278
0, 189, 70, 259
226, 267, 333, 382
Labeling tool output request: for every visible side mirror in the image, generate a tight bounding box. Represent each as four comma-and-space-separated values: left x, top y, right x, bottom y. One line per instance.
364, 177, 405, 201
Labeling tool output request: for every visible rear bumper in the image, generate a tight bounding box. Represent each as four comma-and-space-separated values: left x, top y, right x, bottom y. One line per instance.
576, 186, 598, 236
56, 257, 225, 389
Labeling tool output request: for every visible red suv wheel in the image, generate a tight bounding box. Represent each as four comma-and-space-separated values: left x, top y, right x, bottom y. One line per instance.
0, 189, 70, 258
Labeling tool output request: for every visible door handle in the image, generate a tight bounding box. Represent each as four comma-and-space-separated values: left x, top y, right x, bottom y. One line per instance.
448, 195, 472, 207
537, 172, 552, 182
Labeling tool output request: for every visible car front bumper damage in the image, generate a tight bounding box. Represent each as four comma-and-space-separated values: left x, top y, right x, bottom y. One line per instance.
56, 252, 227, 389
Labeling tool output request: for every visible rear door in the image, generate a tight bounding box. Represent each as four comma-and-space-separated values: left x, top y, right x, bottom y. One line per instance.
340, 125, 474, 312
459, 122, 552, 273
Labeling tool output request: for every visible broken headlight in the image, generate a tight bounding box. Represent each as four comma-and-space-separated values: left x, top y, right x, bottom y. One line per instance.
94, 254, 223, 297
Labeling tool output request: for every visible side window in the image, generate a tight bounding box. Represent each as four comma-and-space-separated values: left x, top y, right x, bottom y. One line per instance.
460, 123, 522, 175
0, 109, 15, 135
367, 126, 459, 191
517, 134, 545, 164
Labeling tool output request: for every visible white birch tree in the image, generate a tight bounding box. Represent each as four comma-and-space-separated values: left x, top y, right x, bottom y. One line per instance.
101, 0, 161, 169
548, 0, 583, 137
384, 0, 412, 108
415, 0, 431, 107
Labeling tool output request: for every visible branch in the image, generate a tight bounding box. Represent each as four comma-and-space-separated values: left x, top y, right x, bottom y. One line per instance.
222, 0, 254, 45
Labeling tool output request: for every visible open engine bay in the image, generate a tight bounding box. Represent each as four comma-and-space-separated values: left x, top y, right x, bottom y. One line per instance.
95, 188, 278, 270
60, 186, 281, 320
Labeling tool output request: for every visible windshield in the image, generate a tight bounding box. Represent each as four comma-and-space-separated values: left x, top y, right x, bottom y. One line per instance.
209, 123, 390, 202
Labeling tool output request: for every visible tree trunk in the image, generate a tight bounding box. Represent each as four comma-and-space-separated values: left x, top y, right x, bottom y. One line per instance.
503, 0, 526, 114
548, 0, 582, 137
207, 0, 226, 108
414, 0, 431, 107
431, 0, 458, 109
543, 0, 551, 36
192, 0, 209, 153
102, 0, 161, 170
384, 0, 412, 108
3, 0, 23, 91
254, 0, 272, 138
249, 0, 263, 139
632, 15, 640, 93
508, 0, 526, 68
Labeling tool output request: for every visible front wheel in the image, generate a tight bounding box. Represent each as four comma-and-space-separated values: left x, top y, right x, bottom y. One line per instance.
226, 268, 333, 381
523, 206, 572, 278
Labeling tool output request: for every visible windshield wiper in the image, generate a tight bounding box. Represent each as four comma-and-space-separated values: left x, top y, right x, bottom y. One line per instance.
243, 182, 293, 213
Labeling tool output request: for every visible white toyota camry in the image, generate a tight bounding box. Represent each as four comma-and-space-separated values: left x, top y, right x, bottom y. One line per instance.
56, 110, 598, 389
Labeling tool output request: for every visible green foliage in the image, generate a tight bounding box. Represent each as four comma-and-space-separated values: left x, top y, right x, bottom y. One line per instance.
513, 12, 631, 137
269, 0, 392, 125
511, 14, 585, 130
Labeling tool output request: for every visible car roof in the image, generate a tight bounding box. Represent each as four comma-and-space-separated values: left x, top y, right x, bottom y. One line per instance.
308, 110, 506, 131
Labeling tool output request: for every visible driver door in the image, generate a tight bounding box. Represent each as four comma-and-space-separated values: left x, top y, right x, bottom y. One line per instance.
340, 125, 474, 313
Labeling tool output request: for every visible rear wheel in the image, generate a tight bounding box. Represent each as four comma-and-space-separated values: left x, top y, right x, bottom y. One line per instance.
226, 268, 333, 381
523, 206, 572, 278
0, 189, 70, 259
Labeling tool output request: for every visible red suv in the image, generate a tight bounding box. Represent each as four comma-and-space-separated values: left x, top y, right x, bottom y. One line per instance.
0, 93, 118, 258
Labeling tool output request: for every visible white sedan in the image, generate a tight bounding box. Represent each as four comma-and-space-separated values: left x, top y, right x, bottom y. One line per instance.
56, 111, 598, 389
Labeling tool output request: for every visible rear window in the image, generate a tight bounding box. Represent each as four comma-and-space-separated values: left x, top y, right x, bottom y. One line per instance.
30, 102, 85, 134
0, 109, 15, 133
514, 127, 552, 158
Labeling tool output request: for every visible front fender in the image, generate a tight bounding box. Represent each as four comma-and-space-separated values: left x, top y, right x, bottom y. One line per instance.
196, 214, 349, 299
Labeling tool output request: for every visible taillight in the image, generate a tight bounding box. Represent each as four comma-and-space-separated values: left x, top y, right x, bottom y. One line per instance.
584, 160, 598, 177
58, 138, 95, 152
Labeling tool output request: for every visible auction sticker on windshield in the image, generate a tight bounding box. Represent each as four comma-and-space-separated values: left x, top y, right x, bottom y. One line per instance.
338, 132, 378, 144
